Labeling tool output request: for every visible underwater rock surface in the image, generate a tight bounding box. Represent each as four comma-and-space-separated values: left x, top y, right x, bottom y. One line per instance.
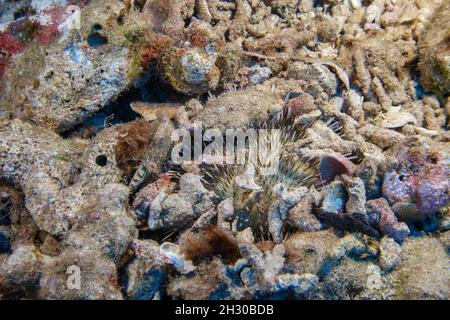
0, 0, 448, 300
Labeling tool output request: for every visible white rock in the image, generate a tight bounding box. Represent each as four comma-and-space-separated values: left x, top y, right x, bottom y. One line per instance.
248, 65, 272, 85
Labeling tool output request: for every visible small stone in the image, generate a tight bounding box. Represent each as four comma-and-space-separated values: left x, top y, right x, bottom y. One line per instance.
238, 242, 286, 284
148, 193, 192, 231
236, 227, 255, 244
248, 65, 272, 84
125, 240, 166, 300
391, 237, 449, 300
379, 236, 401, 272
439, 215, 450, 232
0, 245, 40, 292
217, 198, 234, 230
268, 184, 309, 243
321, 257, 376, 300
320, 181, 347, 214
288, 62, 338, 96
342, 176, 367, 215
235, 165, 261, 192
284, 230, 339, 275
178, 173, 209, 204
191, 208, 217, 232
193, 195, 214, 216
133, 176, 174, 221
274, 273, 319, 298
344, 90, 364, 122
366, 198, 410, 242
161, 46, 220, 95
285, 93, 316, 117
287, 195, 323, 232
332, 233, 377, 261
359, 124, 406, 149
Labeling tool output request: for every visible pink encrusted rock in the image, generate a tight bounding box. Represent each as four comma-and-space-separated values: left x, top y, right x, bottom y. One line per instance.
382, 140, 449, 222
0, 1, 83, 78
1, 0, 158, 132
285, 93, 316, 118
366, 198, 410, 242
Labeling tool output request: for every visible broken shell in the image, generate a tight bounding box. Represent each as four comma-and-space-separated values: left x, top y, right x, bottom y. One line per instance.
160, 242, 195, 274
319, 153, 354, 183
130, 102, 180, 122
378, 107, 417, 129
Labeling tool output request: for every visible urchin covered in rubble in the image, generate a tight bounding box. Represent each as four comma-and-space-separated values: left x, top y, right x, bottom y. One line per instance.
0, 0, 449, 300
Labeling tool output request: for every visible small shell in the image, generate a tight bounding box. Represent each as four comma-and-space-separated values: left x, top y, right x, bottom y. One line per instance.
160, 242, 195, 274
414, 127, 438, 137
318, 60, 350, 90
378, 107, 417, 129
130, 102, 179, 122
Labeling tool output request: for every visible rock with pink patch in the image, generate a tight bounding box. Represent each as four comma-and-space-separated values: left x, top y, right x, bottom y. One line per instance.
0, 0, 157, 132
366, 198, 410, 242
0, 1, 79, 78
382, 140, 449, 222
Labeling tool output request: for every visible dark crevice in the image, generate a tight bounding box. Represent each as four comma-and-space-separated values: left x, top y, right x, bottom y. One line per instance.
62, 73, 192, 139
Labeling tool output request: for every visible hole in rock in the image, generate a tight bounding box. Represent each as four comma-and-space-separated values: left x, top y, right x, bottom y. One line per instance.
13, 6, 35, 20
87, 32, 108, 47
95, 155, 108, 167
91, 24, 103, 32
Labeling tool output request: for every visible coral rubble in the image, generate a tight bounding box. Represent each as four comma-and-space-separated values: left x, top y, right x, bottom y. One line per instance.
0, 0, 448, 300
